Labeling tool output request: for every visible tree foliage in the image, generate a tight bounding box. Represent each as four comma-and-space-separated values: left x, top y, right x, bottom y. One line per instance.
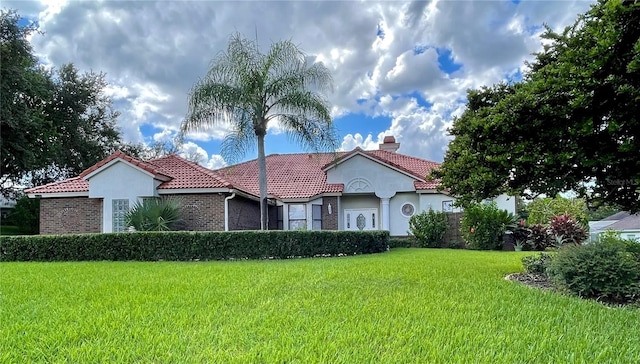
526, 196, 588, 225
1, 10, 125, 197
182, 33, 338, 229
434, 0, 640, 212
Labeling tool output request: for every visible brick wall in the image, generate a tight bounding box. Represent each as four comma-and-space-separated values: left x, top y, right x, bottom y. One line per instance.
322, 196, 338, 230
172, 194, 225, 231
228, 196, 261, 230
40, 197, 102, 234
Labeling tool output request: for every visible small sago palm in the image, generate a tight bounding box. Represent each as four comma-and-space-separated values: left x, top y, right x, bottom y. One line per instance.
125, 197, 183, 232
182, 33, 337, 229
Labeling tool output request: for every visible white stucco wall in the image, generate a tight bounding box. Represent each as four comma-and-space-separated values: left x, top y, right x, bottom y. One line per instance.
326, 155, 416, 196
494, 194, 517, 215
418, 193, 516, 215
88, 161, 158, 232
389, 192, 420, 236
418, 194, 462, 213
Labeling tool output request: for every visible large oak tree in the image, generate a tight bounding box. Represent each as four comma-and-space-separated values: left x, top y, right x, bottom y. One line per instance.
434, 0, 640, 212
1, 10, 128, 197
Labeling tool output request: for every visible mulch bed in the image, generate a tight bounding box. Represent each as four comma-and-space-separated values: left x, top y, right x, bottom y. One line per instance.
505, 272, 554, 290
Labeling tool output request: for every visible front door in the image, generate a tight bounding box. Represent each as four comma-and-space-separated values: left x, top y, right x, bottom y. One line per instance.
344, 208, 378, 231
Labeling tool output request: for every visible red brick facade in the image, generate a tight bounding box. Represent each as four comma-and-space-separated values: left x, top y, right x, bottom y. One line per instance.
38, 194, 338, 234
322, 196, 338, 230
40, 197, 102, 235
171, 194, 225, 232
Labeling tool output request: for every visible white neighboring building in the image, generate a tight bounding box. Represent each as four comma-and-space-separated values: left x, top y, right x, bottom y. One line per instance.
589, 212, 640, 242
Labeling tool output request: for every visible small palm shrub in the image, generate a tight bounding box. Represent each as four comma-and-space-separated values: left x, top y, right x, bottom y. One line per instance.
547, 238, 640, 303
526, 224, 553, 251
461, 202, 515, 250
548, 214, 588, 246
125, 197, 183, 231
408, 209, 449, 248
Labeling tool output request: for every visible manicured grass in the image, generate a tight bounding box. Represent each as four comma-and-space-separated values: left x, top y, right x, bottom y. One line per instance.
2, 249, 639, 362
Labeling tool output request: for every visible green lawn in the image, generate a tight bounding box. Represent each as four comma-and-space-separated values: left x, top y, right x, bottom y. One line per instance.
2, 249, 639, 363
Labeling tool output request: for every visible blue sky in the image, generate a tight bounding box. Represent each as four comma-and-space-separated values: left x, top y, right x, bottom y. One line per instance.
7, 0, 594, 169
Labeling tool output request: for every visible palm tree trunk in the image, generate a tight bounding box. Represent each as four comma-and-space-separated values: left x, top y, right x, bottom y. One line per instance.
257, 134, 269, 230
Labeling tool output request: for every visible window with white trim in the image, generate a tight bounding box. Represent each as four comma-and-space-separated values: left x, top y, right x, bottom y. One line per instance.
400, 203, 415, 217
312, 204, 322, 230
112, 199, 129, 232
288, 204, 306, 230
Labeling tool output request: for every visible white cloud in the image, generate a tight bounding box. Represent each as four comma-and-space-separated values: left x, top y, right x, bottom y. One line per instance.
206, 155, 227, 170
9, 0, 596, 163
340, 133, 382, 152
178, 141, 227, 169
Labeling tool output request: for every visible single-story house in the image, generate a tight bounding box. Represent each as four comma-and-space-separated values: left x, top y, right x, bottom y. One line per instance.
588, 212, 640, 242
26, 136, 516, 236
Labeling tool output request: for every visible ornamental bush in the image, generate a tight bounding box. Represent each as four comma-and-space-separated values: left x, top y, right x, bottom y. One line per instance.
408, 209, 449, 248
547, 238, 640, 303
461, 202, 515, 250
548, 213, 588, 246
0, 230, 389, 261
526, 224, 553, 251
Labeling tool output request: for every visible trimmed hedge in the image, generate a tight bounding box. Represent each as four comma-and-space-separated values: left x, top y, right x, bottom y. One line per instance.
0, 230, 390, 262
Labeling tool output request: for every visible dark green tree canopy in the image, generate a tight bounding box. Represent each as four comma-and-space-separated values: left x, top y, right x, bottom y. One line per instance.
1, 10, 128, 197
434, 0, 640, 212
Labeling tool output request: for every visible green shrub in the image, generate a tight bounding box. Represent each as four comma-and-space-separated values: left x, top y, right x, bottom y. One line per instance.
0, 230, 390, 262
388, 237, 413, 249
527, 196, 587, 226
521, 253, 553, 274
547, 239, 640, 303
7, 195, 39, 235
125, 197, 183, 231
526, 224, 553, 251
408, 209, 449, 248
548, 214, 588, 246
461, 202, 515, 250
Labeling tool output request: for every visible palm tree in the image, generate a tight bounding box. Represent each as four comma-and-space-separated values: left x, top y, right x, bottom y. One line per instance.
182, 33, 337, 229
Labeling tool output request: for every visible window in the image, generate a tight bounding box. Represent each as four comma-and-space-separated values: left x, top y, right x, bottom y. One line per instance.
112, 199, 129, 232
442, 200, 454, 212
277, 206, 284, 230
312, 205, 322, 230
288, 204, 306, 230
372, 213, 376, 228
400, 203, 415, 217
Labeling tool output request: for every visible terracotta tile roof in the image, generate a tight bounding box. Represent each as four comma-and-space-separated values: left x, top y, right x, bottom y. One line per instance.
216, 153, 344, 199
78, 150, 170, 179
215, 149, 442, 198
27, 153, 231, 194
150, 154, 231, 189
414, 181, 441, 190
27, 146, 443, 197
25, 177, 89, 194
366, 149, 440, 181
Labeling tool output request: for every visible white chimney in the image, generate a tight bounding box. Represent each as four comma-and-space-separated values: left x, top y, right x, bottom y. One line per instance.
379, 135, 400, 152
